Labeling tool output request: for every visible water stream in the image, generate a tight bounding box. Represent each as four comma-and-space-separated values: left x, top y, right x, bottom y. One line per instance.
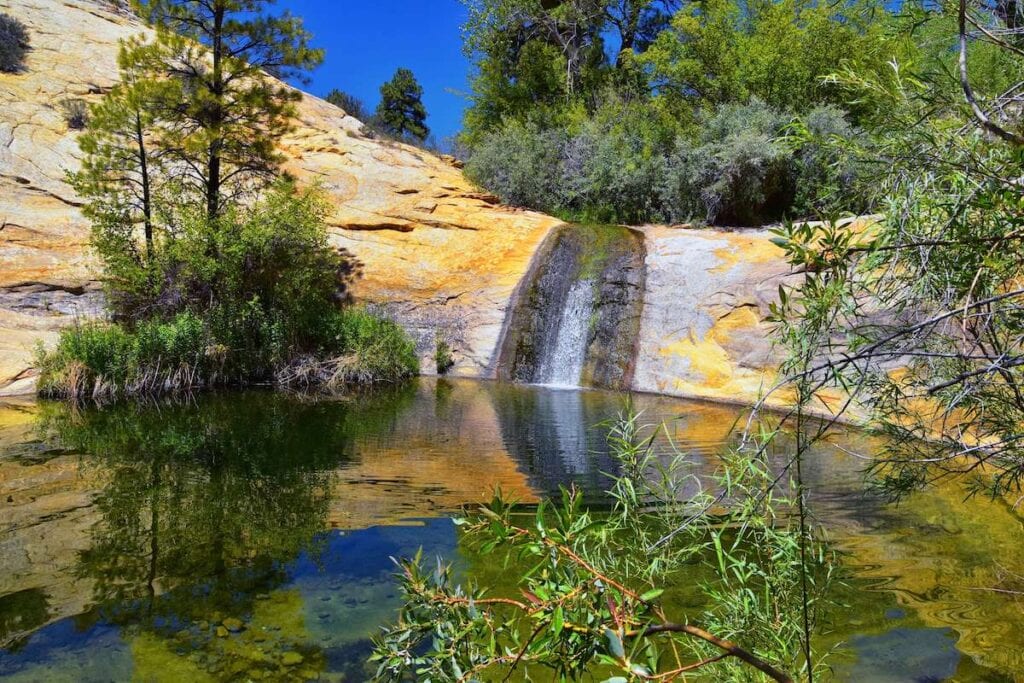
0, 380, 1021, 681
497, 224, 645, 390
534, 277, 594, 387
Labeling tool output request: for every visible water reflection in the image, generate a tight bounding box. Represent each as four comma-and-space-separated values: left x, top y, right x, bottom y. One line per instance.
0, 380, 1021, 681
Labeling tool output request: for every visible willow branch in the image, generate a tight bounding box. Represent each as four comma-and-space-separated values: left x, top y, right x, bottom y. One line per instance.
959, 0, 1024, 145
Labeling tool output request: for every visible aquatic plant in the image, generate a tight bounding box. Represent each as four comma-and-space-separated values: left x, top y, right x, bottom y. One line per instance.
371, 412, 834, 681
434, 339, 455, 375
37, 307, 418, 401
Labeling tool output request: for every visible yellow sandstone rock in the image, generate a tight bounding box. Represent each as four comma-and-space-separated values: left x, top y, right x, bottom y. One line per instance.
0, 0, 824, 412
0, 0, 560, 394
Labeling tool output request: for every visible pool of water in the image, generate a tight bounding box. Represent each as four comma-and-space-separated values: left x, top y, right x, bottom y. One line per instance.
0, 378, 1021, 681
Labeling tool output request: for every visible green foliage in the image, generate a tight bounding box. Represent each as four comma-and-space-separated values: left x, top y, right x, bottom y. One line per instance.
293, 307, 420, 386
559, 96, 674, 224
764, 15, 1024, 499
464, 119, 567, 212
36, 312, 213, 399
37, 306, 418, 400
372, 412, 834, 681
131, 0, 323, 218
58, 2, 415, 401
0, 12, 29, 73
87, 180, 345, 327
60, 98, 89, 130
375, 68, 429, 142
459, 0, 679, 144
324, 87, 370, 122
660, 100, 793, 225
434, 339, 455, 374
70, 38, 174, 259
640, 0, 897, 118
468, 98, 864, 225
457, 0, 909, 224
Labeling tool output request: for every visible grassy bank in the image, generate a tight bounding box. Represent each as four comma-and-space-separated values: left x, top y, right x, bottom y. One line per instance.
36, 307, 419, 401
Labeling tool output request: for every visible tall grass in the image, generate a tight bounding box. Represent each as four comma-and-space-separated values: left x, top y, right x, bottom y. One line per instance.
37, 307, 419, 401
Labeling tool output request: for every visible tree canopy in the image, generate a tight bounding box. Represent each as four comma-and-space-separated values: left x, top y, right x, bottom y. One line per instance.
375, 67, 430, 142
131, 0, 323, 219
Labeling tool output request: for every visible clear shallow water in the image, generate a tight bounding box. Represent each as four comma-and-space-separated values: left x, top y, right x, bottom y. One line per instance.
0, 378, 1021, 682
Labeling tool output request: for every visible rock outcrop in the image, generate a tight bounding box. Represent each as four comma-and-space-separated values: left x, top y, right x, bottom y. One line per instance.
0, 0, 803, 407
0, 0, 561, 395
633, 226, 793, 406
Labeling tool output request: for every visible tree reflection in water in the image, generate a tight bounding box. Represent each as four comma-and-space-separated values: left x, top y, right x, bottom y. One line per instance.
34, 391, 407, 681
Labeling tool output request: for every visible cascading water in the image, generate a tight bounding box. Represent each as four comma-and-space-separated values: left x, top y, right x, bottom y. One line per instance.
495, 225, 645, 391
535, 278, 594, 386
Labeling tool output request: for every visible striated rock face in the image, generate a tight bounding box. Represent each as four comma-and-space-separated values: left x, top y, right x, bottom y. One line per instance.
633, 226, 794, 406
0, 0, 804, 407
0, 0, 560, 395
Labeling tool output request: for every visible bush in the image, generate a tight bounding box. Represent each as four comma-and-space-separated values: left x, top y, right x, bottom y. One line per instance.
37, 307, 418, 400
324, 88, 369, 122
277, 308, 420, 388
0, 13, 28, 73
560, 97, 674, 223
41, 179, 420, 401
36, 312, 214, 400
660, 100, 794, 226
466, 97, 867, 226
788, 104, 868, 217
98, 181, 349, 337
434, 339, 454, 374
463, 120, 566, 213
60, 98, 88, 130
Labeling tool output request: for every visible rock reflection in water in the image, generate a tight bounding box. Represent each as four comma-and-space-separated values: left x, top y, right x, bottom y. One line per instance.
0, 380, 1022, 681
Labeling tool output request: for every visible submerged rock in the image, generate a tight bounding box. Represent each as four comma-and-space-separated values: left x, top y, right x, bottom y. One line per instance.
281, 652, 305, 666
222, 617, 244, 633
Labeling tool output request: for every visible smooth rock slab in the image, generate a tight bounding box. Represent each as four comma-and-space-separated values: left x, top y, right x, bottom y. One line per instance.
632, 226, 795, 406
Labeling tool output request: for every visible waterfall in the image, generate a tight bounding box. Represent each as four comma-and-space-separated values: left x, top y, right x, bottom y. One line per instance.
496, 225, 645, 391
535, 278, 594, 387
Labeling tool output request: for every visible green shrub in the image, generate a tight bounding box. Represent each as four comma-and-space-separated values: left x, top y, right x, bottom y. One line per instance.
0, 13, 28, 73
97, 181, 352, 342
36, 312, 213, 400
60, 98, 88, 130
328, 307, 420, 382
660, 99, 794, 225
466, 98, 866, 226
788, 104, 868, 217
277, 308, 420, 388
38, 307, 418, 400
434, 339, 454, 374
560, 97, 674, 223
463, 120, 566, 213
324, 88, 369, 122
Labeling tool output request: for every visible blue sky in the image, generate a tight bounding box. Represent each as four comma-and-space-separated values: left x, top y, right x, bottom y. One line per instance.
278, 1, 473, 142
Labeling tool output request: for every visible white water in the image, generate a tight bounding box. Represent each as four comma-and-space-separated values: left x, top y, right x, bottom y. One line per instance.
536, 278, 594, 387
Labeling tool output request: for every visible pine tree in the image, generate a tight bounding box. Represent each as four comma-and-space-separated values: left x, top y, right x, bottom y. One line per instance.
375, 68, 429, 142
132, 0, 323, 219
324, 88, 369, 122
72, 39, 174, 262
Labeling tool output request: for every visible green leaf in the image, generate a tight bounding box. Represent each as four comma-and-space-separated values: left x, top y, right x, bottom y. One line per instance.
604, 628, 625, 659
639, 588, 664, 602
552, 605, 564, 636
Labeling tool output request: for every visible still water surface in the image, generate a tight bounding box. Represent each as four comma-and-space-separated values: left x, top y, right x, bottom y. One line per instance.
0, 379, 1021, 681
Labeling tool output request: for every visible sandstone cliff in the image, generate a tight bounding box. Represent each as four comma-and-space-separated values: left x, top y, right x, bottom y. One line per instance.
0, 0, 797, 407
0, 0, 561, 395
